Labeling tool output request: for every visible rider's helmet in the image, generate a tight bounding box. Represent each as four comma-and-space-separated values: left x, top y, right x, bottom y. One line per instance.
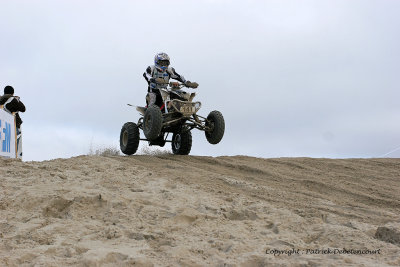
154, 52, 170, 72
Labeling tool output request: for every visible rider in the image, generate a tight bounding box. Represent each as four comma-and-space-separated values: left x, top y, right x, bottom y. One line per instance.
143, 52, 193, 108
0, 85, 26, 131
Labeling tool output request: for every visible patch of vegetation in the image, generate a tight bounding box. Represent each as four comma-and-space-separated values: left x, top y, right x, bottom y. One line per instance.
138, 146, 172, 156
88, 146, 121, 157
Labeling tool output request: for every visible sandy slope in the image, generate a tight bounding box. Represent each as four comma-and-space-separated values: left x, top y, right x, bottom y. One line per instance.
0, 155, 399, 266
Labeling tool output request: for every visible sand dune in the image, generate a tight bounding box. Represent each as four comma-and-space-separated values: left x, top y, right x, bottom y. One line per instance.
0, 155, 399, 266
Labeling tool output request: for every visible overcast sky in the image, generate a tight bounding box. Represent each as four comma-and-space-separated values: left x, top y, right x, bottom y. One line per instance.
1, 0, 399, 161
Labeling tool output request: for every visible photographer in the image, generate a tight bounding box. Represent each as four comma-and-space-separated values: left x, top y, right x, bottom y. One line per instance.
0, 85, 26, 132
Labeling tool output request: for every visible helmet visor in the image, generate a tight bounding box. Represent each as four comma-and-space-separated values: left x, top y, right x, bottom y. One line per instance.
158, 60, 170, 67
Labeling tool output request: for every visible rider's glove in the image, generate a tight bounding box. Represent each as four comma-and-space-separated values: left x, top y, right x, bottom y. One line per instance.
185, 81, 199, 88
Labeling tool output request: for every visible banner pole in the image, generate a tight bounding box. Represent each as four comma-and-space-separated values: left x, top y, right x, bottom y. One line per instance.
14, 113, 17, 158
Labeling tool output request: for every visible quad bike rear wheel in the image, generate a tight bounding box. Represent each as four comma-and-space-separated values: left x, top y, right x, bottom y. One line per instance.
172, 131, 192, 155
143, 105, 163, 140
205, 110, 225, 144
120, 122, 140, 155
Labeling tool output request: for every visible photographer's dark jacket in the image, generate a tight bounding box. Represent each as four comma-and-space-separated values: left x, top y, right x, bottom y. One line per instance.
0, 94, 26, 128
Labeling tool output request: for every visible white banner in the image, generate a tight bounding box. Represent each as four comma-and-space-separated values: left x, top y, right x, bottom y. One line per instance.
0, 109, 16, 158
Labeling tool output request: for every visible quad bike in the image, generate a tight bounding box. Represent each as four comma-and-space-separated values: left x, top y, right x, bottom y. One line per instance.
120, 81, 225, 155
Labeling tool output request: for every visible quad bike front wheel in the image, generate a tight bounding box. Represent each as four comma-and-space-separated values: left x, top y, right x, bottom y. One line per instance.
205, 110, 225, 144
120, 122, 140, 155
143, 105, 163, 140
172, 131, 192, 155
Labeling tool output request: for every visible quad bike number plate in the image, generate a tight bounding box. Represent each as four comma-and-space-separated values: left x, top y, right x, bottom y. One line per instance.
180, 105, 195, 113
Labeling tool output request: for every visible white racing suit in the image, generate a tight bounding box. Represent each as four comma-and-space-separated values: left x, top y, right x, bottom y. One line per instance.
143, 65, 186, 106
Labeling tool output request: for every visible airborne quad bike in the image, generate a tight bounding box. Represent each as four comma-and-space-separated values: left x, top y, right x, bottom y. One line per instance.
120, 81, 225, 155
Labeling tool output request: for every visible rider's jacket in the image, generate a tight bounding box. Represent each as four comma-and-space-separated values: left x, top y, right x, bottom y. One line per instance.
143, 65, 186, 93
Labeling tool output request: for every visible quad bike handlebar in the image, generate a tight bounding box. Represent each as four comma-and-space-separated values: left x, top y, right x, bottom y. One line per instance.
153, 78, 198, 89
169, 81, 199, 89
